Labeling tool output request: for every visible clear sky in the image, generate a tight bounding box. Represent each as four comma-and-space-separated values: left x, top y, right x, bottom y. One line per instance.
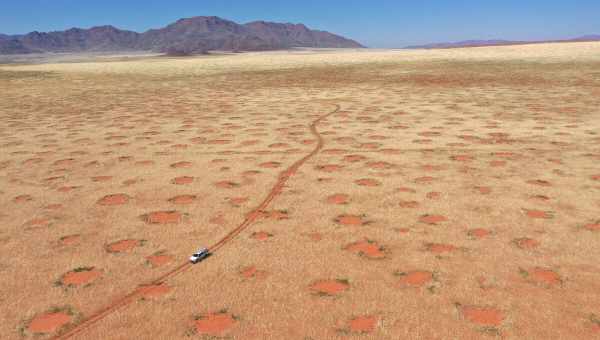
1, 0, 599, 47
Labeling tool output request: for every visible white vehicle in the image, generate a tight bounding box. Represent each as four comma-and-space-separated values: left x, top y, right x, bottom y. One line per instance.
189, 248, 210, 264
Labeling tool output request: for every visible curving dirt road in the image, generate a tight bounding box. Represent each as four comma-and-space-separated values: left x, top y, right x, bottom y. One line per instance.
53, 103, 341, 340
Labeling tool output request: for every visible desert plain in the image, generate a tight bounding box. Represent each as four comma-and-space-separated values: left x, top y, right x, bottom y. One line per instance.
1, 42, 600, 339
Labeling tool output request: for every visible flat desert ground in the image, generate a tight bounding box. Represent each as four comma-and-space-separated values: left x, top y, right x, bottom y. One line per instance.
1, 42, 600, 339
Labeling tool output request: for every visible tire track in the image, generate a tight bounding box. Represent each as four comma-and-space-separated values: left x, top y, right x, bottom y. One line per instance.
54, 103, 341, 339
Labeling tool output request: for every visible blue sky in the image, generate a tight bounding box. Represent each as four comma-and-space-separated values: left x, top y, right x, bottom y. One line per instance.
1, 1, 598, 47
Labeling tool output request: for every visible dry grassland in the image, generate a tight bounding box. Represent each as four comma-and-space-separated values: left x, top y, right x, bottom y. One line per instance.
1, 42, 600, 339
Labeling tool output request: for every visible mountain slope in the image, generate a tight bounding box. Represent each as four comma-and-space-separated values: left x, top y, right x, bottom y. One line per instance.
0, 36, 31, 54
0, 16, 364, 55
137, 16, 273, 54
406, 35, 600, 49
572, 34, 600, 41
244, 21, 363, 48
17, 26, 139, 53
405, 40, 525, 49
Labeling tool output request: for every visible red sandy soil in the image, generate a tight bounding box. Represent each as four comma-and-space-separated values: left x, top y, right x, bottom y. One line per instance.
460, 305, 505, 327
194, 312, 237, 336
61, 268, 102, 286
309, 279, 350, 296
106, 239, 140, 253
28, 311, 71, 334
171, 176, 194, 184
426, 243, 457, 254
142, 211, 182, 224
170, 161, 193, 168
326, 193, 350, 204
24, 218, 51, 228
97, 194, 130, 206
399, 200, 420, 208
524, 209, 554, 219
475, 186, 492, 194
259, 161, 281, 168
252, 210, 288, 220
59, 235, 80, 246
168, 194, 197, 204
355, 178, 381, 186
366, 161, 394, 169
146, 253, 173, 267
14, 194, 33, 203
584, 221, 600, 231
344, 239, 385, 259
215, 180, 239, 189
250, 231, 272, 241
343, 154, 367, 162
514, 237, 541, 249
414, 176, 436, 183
523, 267, 562, 286
348, 315, 378, 333
306, 232, 323, 241
468, 228, 491, 239
209, 214, 227, 225
335, 214, 368, 226
419, 214, 448, 224
397, 271, 434, 287
228, 197, 249, 206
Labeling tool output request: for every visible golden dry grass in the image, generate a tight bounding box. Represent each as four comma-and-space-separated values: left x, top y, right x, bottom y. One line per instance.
1, 42, 600, 339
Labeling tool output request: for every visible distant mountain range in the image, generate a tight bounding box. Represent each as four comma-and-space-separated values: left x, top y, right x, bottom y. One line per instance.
0, 16, 364, 55
405, 35, 600, 49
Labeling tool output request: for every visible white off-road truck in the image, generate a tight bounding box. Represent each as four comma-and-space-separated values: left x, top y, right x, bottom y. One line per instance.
189, 248, 210, 264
